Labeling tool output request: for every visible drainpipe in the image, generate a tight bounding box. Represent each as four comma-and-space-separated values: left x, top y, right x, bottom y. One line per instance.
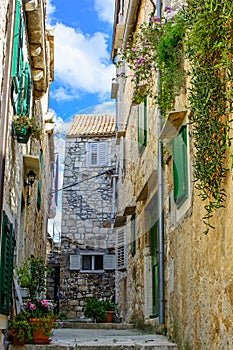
157, 0, 165, 325
0, 0, 16, 241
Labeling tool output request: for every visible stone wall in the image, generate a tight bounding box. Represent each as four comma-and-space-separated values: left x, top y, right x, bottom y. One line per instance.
0, 0, 54, 343
113, 0, 233, 349
60, 135, 116, 318
164, 141, 233, 349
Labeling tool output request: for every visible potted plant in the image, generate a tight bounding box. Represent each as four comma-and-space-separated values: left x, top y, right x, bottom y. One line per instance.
24, 300, 56, 344
13, 115, 41, 143
101, 299, 115, 323
16, 257, 49, 302
9, 312, 33, 345
15, 257, 56, 344
84, 297, 107, 323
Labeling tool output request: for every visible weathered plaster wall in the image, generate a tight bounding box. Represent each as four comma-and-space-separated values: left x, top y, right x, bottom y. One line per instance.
164, 72, 233, 350
114, 0, 233, 348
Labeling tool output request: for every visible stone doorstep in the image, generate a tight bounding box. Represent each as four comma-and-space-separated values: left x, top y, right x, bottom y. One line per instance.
8, 324, 178, 349
56, 321, 136, 329
9, 346, 177, 350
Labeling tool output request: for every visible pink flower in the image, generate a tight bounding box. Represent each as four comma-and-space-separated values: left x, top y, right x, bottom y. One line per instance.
29, 302, 36, 310
164, 6, 171, 13
40, 299, 49, 307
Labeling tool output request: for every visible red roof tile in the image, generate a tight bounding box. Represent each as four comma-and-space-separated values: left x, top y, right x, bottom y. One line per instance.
67, 114, 116, 137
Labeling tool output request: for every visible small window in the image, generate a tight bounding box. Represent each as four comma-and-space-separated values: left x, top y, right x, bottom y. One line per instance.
138, 98, 148, 152
89, 142, 108, 167
82, 255, 103, 270
172, 125, 188, 207
70, 253, 115, 271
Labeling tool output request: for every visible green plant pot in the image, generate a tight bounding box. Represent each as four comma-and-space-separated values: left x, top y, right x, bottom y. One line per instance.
14, 125, 31, 144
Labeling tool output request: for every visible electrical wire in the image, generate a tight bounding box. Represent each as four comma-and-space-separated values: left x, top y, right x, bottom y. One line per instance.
51, 168, 115, 194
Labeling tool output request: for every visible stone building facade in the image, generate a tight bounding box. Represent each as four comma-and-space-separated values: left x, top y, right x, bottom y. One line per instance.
60, 114, 116, 318
112, 0, 233, 349
0, 0, 55, 344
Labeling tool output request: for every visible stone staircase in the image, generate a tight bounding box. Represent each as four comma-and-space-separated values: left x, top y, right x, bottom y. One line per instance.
8, 321, 178, 350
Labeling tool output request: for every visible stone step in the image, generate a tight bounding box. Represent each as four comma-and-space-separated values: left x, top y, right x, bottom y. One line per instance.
8, 327, 178, 350
56, 321, 135, 329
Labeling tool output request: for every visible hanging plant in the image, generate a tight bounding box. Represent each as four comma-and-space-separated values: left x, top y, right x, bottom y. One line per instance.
183, 0, 233, 233
117, 7, 185, 116
13, 115, 41, 142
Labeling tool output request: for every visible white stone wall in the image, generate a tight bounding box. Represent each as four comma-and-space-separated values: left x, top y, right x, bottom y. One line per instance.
60, 135, 117, 317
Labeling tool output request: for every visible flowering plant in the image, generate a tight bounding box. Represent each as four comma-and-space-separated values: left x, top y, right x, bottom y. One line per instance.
24, 300, 56, 320
13, 115, 41, 141
117, 6, 185, 113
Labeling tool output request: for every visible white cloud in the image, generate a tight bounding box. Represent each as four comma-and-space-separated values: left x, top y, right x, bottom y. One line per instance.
51, 87, 78, 102
45, 1, 116, 103
54, 22, 115, 100
45, 0, 56, 26
88, 101, 116, 114
93, 0, 115, 23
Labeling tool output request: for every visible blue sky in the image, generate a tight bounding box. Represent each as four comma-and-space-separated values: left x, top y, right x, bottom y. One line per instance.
47, 0, 116, 122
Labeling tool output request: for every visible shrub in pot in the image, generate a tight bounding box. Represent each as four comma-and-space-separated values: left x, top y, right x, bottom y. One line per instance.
84, 297, 107, 323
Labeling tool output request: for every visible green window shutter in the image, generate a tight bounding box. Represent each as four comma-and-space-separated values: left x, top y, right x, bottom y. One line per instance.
22, 62, 32, 116
138, 98, 148, 150
12, 0, 21, 80
131, 214, 136, 256
16, 61, 24, 115
0, 211, 14, 315
12, 0, 25, 113
172, 126, 188, 207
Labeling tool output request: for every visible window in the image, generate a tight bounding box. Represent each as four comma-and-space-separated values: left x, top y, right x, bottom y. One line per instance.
70, 253, 115, 271
172, 125, 188, 207
82, 255, 103, 270
89, 142, 108, 166
138, 98, 148, 151
131, 214, 136, 256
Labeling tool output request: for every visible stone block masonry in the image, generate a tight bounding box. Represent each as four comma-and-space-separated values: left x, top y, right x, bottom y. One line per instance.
60, 126, 116, 318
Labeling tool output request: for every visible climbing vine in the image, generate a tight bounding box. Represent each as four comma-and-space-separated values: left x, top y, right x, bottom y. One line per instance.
117, 0, 233, 233
183, 0, 233, 233
117, 7, 185, 116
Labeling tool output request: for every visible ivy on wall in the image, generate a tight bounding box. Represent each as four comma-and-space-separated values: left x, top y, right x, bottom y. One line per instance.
184, 0, 233, 233
117, 7, 185, 116
117, 1, 233, 233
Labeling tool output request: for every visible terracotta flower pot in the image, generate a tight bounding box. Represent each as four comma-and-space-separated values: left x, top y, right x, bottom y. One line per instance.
10, 330, 26, 346
104, 311, 114, 323
29, 318, 54, 344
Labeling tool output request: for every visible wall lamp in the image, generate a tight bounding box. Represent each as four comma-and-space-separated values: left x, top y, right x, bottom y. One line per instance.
25, 170, 36, 187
